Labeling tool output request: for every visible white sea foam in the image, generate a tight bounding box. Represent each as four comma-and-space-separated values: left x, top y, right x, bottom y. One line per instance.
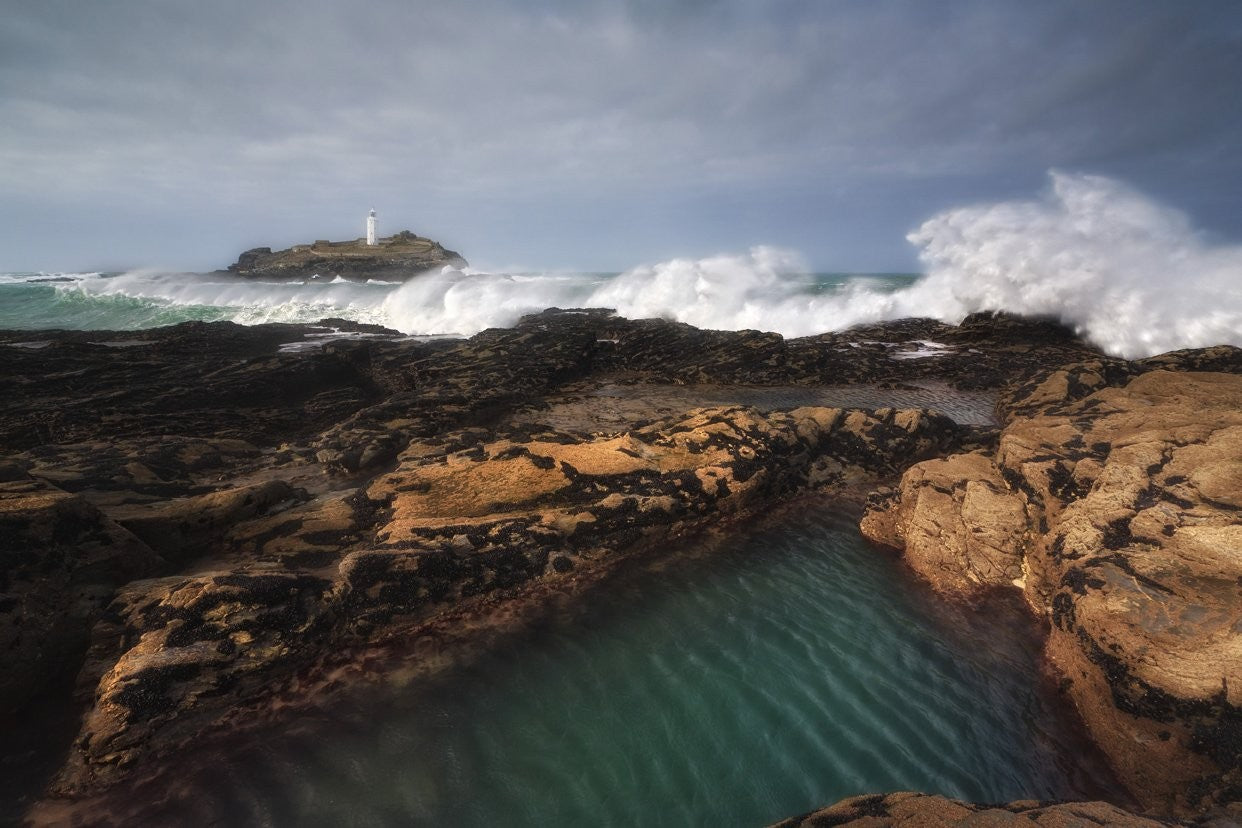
378, 251, 901, 337
905, 171, 1242, 358
376, 173, 1242, 355
563, 171, 1241, 357
0, 271, 103, 284
380, 267, 590, 335
590, 247, 838, 334
67, 269, 395, 327
7, 172, 1237, 355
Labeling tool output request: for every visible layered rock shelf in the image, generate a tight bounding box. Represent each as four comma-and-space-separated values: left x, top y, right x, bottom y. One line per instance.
223, 229, 467, 281
863, 351, 1242, 816
1, 308, 1239, 823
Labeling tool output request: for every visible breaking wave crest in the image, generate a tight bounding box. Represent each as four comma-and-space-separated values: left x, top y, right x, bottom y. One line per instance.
2, 172, 1237, 358
373, 172, 1242, 356
377, 249, 912, 336
906, 171, 1242, 358
0, 271, 400, 331
73, 269, 398, 327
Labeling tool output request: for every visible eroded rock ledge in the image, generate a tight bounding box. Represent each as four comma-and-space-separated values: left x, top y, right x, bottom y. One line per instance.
862, 350, 1242, 816
773, 791, 1242, 827
1, 309, 1235, 823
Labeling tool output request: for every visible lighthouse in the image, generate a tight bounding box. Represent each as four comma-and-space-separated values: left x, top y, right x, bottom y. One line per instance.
366, 208, 377, 246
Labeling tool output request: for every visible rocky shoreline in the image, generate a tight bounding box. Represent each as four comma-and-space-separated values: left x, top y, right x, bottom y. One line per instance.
2, 309, 1239, 824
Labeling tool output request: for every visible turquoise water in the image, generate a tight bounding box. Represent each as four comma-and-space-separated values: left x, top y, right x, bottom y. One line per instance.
0, 279, 236, 330
4, 267, 1111, 825
0, 272, 379, 331
114, 509, 1114, 826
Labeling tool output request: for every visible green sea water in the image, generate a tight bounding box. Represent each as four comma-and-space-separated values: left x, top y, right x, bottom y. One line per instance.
102, 510, 1117, 827
0, 279, 236, 330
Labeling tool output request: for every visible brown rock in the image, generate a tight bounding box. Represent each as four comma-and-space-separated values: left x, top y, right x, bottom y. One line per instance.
770, 792, 1174, 827
343, 404, 961, 632
50, 402, 960, 791
63, 570, 337, 791
861, 451, 1031, 595
0, 479, 162, 715
862, 368, 1242, 813
1, 310, 1218, 816
112, 480, 306, 565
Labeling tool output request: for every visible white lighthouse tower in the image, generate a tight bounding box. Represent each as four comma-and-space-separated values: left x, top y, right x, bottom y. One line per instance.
366, 208, 377, 246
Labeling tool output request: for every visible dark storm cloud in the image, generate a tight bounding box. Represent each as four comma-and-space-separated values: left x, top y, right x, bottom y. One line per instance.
1, 0, 1239, 270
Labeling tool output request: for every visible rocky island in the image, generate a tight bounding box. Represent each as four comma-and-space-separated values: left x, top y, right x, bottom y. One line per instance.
1, 309, 1239, 825
224, 229, 467, 282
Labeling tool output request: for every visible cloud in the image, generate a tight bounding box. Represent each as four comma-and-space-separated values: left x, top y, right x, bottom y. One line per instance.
1, 0, 1239, 270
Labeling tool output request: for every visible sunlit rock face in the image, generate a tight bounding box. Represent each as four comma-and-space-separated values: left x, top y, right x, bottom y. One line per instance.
6, 308, 1236, 821
863, 354, 1242, 814
61, 402, 961, 792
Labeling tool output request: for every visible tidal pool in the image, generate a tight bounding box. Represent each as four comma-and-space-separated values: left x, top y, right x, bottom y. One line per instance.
78, 508, 1119, 826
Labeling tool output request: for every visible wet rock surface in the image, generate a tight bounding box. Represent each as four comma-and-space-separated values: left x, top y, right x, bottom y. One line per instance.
771, 791, 1213, 827
43, 399, 962, 795
0, 478, 163, 718
2, 307, 1234, 822
863, 352, 1242, 815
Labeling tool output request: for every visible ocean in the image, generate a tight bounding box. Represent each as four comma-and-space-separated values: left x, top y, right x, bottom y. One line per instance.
0, 258, 919, 340
5, 171, 1242, 358
3, 170, 1236, 823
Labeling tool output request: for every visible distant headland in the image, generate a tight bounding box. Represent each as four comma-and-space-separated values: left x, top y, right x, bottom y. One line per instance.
223, 213, 466, 281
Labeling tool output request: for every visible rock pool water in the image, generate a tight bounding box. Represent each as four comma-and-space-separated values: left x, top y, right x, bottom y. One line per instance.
77, 507, 1118, 826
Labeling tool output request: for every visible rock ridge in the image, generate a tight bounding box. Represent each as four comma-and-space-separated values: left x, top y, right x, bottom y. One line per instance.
1, 308, 1234, 824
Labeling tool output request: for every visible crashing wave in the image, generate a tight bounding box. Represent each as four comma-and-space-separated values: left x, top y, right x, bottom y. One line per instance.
2, 172, 1237, 357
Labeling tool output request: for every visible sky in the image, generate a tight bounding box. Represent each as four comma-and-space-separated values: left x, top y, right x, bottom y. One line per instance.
1, 0, 1240, 273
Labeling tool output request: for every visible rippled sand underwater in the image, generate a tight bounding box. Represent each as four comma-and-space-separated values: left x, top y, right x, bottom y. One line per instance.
81, 509, 1119, 827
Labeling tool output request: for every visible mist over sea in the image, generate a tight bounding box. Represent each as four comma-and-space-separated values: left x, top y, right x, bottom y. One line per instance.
3, 173, 1240, 359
